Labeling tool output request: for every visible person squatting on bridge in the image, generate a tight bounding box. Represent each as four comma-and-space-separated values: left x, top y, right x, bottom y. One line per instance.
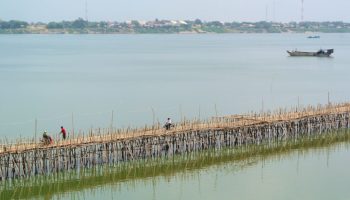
60, 126, 67, 140
164, 117, 173, 130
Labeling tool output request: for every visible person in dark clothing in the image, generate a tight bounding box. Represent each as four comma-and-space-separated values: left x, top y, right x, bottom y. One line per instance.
60, 126, 67, 140
42, 132, 53, 145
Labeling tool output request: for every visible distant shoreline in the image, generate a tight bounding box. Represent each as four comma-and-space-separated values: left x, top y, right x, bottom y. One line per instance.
1, 31, 350, 34
1, 19, 350, 34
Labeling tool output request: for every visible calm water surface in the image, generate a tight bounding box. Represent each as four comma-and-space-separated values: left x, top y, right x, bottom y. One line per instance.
1, 35, 350, 199
77, 144, 350, 200
5, 140, 348, 200
0, 34, 350, 138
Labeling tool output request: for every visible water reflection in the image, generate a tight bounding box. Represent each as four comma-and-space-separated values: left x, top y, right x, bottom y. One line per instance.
1, 131, 350, 200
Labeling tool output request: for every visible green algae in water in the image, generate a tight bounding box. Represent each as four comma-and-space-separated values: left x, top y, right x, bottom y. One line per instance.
1, 130, 350, 200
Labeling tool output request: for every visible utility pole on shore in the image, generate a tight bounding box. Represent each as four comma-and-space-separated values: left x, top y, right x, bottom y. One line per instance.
301, 0, 304, 22
85, 0, 88, 21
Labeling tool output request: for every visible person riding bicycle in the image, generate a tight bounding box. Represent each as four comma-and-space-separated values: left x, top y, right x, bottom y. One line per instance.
42, 131, 53, 145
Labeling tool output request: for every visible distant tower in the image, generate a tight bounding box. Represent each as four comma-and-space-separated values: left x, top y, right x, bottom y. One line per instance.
273, 1, 276, 22
265, 5, 268, 21
301, 0, 304, 21
85, 0, 88, 21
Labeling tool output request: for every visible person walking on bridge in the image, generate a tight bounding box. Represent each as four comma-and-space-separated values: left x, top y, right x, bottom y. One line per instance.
164, 118, 173, 130
60, 126, 67, 140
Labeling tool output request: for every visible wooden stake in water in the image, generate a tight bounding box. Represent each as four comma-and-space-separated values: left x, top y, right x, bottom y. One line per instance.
35, 118, 37, 145
198, 105, 201, 121
111, 110, 114, 133
151, 107, 155, 132
72, 113, 75, 138
179, 104, 183, 123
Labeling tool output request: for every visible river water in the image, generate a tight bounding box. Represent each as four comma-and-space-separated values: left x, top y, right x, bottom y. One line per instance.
65, 142, 349, 200
1, 34, 350, 199
1, 34, 350, 138
1, 135, 350, 200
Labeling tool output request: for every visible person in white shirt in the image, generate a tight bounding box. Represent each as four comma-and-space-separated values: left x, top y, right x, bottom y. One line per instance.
165, 117, 172, 130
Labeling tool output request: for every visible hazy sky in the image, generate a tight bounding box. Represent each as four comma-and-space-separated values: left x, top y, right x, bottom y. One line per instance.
0, 0, 349, 22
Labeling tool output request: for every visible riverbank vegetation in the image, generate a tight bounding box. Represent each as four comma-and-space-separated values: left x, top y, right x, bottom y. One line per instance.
1, 18, 350, 34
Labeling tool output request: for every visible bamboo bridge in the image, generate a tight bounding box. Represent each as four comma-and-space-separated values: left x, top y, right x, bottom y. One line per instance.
1, 103, 350, 180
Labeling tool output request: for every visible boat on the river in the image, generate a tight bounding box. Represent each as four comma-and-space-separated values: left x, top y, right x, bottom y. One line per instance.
287, 49, 334, 57
307, 35, 320, 39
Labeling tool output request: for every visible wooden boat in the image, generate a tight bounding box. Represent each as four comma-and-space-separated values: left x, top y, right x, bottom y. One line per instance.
287, 49, 334, 57
307, 35, 320, 39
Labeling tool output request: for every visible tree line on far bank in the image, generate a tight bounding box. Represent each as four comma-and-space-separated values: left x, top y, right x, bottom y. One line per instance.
47, 18, 89, 29
0, 18, 90, 29
0, 20, 29, 29
1, 18, 350, 34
